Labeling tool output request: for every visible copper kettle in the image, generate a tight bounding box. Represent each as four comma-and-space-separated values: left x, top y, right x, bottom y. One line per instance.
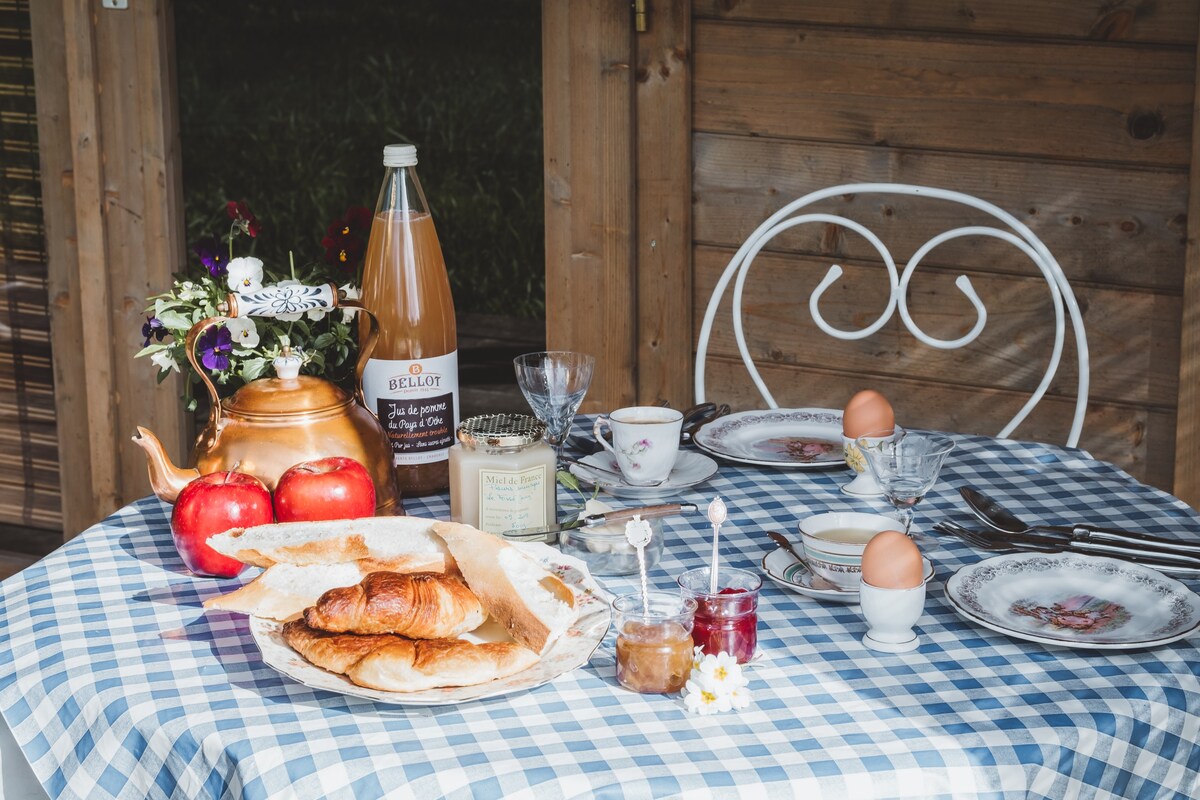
133, 283, 402, 515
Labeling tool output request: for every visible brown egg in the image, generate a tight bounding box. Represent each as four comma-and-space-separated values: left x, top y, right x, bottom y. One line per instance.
842, 390, 896, 439
861, 530, 924, 589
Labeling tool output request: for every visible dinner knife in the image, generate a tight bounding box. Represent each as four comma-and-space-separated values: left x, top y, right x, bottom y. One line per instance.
997, 528, 1200, 571
502, 502, 697, 542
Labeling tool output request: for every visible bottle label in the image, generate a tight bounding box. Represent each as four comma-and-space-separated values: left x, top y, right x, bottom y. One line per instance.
362, 352, 459, 465
477, 464, 547, 533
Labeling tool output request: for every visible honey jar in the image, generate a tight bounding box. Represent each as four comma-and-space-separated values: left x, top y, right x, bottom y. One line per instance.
449, 414, 556, 534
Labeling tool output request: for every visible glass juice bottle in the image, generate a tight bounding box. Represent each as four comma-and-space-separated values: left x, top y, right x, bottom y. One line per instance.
360, 144, 459, 495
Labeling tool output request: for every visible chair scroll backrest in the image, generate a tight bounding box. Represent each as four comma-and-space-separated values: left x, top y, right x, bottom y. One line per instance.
694, 183, 1090, 448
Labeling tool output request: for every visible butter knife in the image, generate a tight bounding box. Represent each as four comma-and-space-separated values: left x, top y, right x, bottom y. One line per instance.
502, 502, 698, 542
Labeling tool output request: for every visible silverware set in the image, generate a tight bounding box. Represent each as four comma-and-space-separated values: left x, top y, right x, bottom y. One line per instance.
935, 487, 1200, 576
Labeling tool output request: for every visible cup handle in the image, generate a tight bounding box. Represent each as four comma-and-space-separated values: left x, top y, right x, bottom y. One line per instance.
592, 415, 617, 458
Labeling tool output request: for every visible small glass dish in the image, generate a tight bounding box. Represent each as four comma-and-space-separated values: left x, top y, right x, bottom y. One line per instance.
559, 516, 664, 576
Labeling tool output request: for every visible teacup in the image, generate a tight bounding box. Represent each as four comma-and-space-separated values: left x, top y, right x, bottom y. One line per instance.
798, 511, 899, 591
592, 406, 682, 486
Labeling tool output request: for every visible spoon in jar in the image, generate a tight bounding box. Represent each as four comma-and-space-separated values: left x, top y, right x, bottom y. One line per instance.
766, 531, 840, 592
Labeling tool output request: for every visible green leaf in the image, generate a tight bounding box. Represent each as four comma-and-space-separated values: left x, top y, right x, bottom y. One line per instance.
155, 309, 192, 330
556, 470, 581, 492
240, 357, 269, 382
312, 332, 336, 349
134, 343, 171, 358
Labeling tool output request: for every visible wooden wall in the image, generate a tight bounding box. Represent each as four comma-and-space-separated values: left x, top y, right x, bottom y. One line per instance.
30, 0, 187, 536
687, 0, 1198, 491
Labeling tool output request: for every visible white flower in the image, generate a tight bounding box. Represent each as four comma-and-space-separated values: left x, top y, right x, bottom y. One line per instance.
306, 306, 327, 322
150, 350, 180, 373
225, 317, 260, 349
226, 257, 264, 293
697, 652, 747, 691
692, 646, 705, 673
683, 675, 732, 716
729, 684, 752, 710
271, 279, 303, 321
340, 283, 360, 322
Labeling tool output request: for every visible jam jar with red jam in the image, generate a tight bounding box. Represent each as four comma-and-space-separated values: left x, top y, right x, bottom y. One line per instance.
678, 567, 761, 663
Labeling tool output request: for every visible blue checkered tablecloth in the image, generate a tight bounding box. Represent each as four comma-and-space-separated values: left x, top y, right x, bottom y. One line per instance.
2, 421, 1200, 799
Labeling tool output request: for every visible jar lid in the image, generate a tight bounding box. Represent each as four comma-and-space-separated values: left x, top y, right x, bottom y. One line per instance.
457, 414, 545, 449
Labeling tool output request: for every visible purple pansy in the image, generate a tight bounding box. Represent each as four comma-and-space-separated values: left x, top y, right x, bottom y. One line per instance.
141, 316, 167, 347
192, 236, 226, 277
197, 325, 233, 371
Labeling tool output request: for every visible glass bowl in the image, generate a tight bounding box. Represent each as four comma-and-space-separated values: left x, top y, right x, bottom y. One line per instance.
559, 516, 664, 576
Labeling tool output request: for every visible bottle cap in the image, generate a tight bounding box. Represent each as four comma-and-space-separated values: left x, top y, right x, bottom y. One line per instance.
457, 414, 545, 451
383, 144, 418, 167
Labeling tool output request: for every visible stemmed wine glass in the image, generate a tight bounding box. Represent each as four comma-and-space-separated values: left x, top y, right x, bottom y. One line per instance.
513, 351, 595, 460
857, 430, 955, 536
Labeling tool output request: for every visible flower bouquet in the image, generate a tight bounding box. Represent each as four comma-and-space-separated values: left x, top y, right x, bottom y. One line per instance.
136, 202, 371, 411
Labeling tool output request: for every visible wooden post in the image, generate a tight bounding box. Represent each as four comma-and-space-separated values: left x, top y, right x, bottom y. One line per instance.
1175, 15, 1200, 508
30, 0, 187, 536
634, 0, 693, 407
542, 0, 637, 413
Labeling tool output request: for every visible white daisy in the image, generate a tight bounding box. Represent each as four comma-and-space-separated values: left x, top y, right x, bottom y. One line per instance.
226, 257, 264, 293
224, 316, 260, 349
729, 684, 752, 710
150, 350, 180, 373
683, 675, 732, 716
698, 651, 747, 691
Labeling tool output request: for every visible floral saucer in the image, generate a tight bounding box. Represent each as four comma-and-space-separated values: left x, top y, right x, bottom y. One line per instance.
761, 546, 933, 604
568, 451, 719, 499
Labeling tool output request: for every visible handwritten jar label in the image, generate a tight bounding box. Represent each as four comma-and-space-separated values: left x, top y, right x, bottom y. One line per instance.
362, 352, 459, 465
477, 464, 548, 533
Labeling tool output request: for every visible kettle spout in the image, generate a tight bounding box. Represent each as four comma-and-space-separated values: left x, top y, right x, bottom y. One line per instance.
132, 426, 200, 504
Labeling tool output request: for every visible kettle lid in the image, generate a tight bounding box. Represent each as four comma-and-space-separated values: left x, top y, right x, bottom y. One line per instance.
223, 374, 351, 417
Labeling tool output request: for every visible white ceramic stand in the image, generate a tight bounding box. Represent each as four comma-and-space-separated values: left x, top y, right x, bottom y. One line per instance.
859, 579, 926, 653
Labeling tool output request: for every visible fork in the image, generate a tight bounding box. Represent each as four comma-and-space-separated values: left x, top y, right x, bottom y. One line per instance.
933, 520, 1200, 575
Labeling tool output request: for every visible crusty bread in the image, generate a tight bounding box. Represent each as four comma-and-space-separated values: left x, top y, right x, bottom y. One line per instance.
207, 517, 454, 572
432, 522, 577, 655
282, 620, 539, 692
304, 571, 485, 638
203, 562, 371, 621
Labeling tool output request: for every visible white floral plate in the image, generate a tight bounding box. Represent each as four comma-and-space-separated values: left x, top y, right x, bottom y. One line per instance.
250, 543, 612, 705
945, 552, 1200, 650
761, 546, 933, 604
569, 450, 718, 499
692, 408, 844, 469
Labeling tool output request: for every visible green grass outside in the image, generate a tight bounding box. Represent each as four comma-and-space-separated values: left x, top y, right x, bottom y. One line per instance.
174, 0, 545, 319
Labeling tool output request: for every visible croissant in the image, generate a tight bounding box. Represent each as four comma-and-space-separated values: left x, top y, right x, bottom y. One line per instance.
282, 620, 539, 692
303, 571, 486, 638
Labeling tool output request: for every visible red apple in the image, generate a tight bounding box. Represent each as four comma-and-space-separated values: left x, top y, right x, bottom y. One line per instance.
171, 471, 273, 578
273, 457, 376, 522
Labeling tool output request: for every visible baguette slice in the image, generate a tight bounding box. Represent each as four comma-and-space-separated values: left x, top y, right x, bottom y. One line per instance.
433, 522, 577, 655
203, 562, 371, 621
207, 516, 454, 572
282, 620, 539, 692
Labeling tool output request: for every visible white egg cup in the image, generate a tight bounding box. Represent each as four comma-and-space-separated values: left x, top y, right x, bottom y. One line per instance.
859, 578, 926, 653
841, 430, 897, 497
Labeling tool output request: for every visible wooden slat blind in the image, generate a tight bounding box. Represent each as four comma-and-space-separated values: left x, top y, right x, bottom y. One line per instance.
0, 0, 59, 531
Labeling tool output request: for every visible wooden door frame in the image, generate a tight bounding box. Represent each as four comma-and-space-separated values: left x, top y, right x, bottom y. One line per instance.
542, 0, 693, 413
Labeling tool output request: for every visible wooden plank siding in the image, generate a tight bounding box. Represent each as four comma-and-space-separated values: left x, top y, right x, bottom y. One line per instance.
542, 0, 638, 414
1176, 13, 1200, 508
686, 2, 1194, 491
30, 0, 187, 536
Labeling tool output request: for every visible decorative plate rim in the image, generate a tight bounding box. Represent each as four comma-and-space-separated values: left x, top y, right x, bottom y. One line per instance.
692, 408, 845, 469
944, 552, 1200, 649
759, 547, 933, 603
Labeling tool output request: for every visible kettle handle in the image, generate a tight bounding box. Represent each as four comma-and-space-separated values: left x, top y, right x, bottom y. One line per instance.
182, 286, 383, 424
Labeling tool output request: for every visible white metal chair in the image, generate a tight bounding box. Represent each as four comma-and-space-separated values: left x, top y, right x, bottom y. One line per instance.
694, 183, 1090, 447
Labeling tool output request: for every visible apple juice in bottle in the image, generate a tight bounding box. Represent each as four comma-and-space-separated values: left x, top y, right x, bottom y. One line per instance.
360, 144, 458, 495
